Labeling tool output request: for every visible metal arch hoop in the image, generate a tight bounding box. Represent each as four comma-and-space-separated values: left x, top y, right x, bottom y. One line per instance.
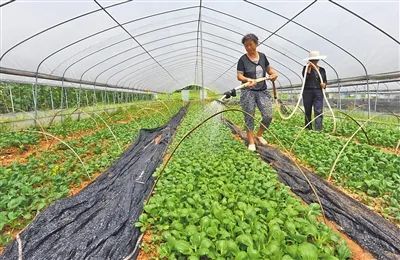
59, 20, 199, 80
0, 0, 15, 8
0, 0, 134, 61
203, 5, 343, 92
116, 38, 293, 89
242, 0, 375, 117
100, 22, 304, 88
3, 3, 339, 94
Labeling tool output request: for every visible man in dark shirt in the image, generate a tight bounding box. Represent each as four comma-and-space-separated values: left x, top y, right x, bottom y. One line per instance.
302, 51, 327, 131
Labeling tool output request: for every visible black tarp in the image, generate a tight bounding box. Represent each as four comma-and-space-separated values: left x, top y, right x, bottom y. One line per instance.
224, 119, 400, 260
1, 106, 187, 260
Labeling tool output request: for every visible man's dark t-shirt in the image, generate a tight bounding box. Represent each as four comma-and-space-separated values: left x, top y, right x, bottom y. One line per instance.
237, 52, 270, 91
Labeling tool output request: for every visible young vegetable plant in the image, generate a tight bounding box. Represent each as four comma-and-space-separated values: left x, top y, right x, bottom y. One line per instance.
137, 103, 350, 259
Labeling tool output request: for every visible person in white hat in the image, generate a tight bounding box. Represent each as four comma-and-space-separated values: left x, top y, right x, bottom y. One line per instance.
302, 51, 327, 131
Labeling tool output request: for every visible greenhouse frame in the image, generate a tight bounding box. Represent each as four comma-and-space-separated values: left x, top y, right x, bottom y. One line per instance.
0, 0, 399, 259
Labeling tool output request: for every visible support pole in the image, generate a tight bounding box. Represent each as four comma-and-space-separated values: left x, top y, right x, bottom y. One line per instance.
75, 88, 79, 108
338, 84, 342, 110
200, 20, 205, 102
32, 83, 38, 126
65, 88, 69, 109
9, 84, 15, 113
50, 87, 54, 110
374, 82, 379, 112
85, 90, 89, 106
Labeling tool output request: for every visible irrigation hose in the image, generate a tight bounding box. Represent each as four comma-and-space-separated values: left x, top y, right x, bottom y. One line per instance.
288, 109, 372, 155
22, 129, 89, 178
273, 62, 337, 133
328, 113, 381, 182
149, 108, 326, 221
219, 76, 270, 102
124, 107, 327, 258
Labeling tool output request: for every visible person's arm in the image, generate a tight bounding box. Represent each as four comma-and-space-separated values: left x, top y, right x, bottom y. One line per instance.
237, 58, 256, 87
237, 72, 248, 82
306, 62, 314, 73
264, 55, 278, 81
237, 72, 256, 87
320, 68, 327, 89
266, 65, 278, 81
302, 65, 312, 75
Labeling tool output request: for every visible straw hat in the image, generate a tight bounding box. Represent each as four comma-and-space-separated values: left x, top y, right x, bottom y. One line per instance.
304, 50, 327, 61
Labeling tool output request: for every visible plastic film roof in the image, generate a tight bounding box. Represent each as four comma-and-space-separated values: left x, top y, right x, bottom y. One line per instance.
1, 0, 399, 93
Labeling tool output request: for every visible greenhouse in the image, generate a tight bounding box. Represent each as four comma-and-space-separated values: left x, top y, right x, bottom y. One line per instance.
0, 0, 399, 259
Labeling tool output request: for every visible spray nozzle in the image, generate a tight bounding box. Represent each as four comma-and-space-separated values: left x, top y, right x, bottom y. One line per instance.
223, 89, 237, 99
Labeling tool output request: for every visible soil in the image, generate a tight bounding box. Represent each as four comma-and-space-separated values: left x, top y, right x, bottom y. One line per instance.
0, 127, 102, 167
254, 134, 400, 227
68, 171, 102, 196
0, 110, 139, 167
137, 231, 159, 260
229, 125, 385, 259
323, 218, 375, 260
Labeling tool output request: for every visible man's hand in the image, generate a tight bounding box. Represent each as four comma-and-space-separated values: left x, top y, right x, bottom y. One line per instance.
320, 82, 327, 89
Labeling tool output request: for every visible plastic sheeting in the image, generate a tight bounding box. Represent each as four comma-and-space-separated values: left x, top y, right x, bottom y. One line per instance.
0, 106, 187, 260
1, 1, 399, 93
224, 119, 400, 260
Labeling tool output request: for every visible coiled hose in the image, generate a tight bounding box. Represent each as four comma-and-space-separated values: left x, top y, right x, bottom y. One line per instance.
272, 62, 337, 133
